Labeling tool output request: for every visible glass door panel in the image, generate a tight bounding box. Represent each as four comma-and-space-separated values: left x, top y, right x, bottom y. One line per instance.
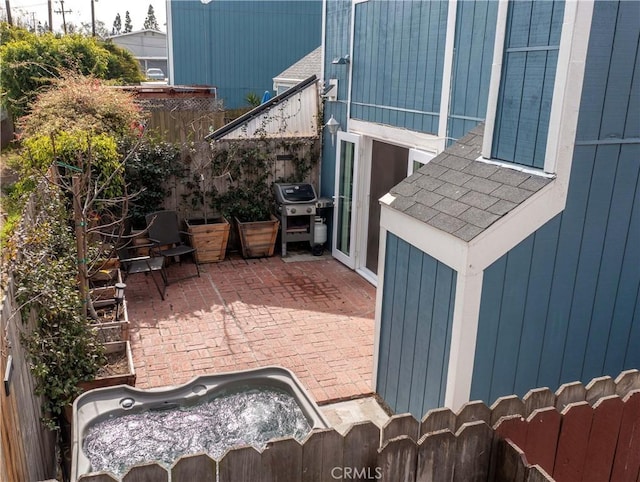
332, 132, 360, 268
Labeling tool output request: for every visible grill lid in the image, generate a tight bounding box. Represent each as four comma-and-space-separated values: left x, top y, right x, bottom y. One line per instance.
274, 183, 317, 204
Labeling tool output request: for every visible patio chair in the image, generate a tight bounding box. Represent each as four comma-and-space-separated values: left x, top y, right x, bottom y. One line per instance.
145, 210, 200, 283
117, 244, 167, 300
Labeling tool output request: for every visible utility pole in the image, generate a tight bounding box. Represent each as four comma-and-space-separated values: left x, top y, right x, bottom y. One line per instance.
90, 0, 96, 36
54, 0, 71, 34
4, 0, 12, 26
48, 0, 53, 32
29, 11, 36, 31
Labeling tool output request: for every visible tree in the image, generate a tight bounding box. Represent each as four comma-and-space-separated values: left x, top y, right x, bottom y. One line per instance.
10, 73, 146, 427
18, 72, 146, 319
143, 5, 159, 30
124, 11, 132, 33
112, 12, 121, 34
0, 26, 144, 118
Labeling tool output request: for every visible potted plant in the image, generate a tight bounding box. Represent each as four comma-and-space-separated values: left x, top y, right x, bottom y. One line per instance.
206, 141, 280, 258
183, 169, 230, 263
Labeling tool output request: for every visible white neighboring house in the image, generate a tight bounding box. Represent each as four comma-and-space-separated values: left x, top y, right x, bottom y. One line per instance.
272, 46, 321, 96
107, 29, 168, 78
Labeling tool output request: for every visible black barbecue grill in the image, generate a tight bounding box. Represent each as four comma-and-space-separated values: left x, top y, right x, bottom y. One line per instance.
274, 183, 318, 256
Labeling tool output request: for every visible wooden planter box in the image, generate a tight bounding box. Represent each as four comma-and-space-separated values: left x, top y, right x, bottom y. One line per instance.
78, 341, 136, 391
91, 299, 130, 343
89, 260, 120, 287
235, 215, 280, 258
186, 217, 230, 263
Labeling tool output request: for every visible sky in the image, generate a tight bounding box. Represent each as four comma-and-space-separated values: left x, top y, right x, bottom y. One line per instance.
4, 0, 168, 34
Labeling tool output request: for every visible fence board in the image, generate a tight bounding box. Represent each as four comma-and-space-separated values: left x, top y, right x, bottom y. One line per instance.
122, 463, 169, 482
261, 437, 303, 482
525, 466, 554, 482
171, 453, 216, 482
524, 408, 561, 475
610, 390, 640, 482
301, 428, 344, 482
523, 388, 555, 417
416, 429, 456, 482
382, 413, 420, 444
453, 422, 494, 482
493, 438, 528, 482
378, 436, 417, 482
583, 395, 624, 482
343, 422, 381, 477
552, 402, 593, 482
490, 395, 526, 427
421, 407, 456, 436
555, 382, 586, 412
456, 401, 491, 431
1, 275, 56, 481
218, 446, 261, 482
585, 376, 616, 405
615, 369, 640, 397
494, 415, 528, 451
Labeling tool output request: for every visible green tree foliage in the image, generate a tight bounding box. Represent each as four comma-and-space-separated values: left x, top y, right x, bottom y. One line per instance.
101, 41, 145, 84
124, 137, 184, 227
124, 11, 133, 33
143, 5, 159, 30
18, 72, 143, 141
112, 13, 122, 35
9, 182, 104, 426
245, 92, 261, 108
0, 24, 144, 118
16, 72, 143, 201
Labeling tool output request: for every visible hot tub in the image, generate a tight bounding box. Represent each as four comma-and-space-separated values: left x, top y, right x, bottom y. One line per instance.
71, 366, 329, 480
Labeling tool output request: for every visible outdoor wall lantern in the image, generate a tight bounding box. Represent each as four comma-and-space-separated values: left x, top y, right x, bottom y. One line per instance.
324, 115, 341, 146
115, 282, 126, 321
4, 355, 13, 396
332, 55, 350, 65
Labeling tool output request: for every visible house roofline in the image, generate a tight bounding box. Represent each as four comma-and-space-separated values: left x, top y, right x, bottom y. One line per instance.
206, 75, 318, 141
107, 29, 166, 40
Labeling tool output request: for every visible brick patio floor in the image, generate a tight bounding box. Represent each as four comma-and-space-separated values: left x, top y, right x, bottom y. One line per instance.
125, 254, 377, 404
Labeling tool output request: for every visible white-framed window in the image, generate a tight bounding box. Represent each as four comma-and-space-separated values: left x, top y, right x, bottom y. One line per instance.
407, 148, 436, 176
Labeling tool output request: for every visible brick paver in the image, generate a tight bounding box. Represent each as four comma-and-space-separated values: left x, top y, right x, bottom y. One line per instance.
125, 254, 377, 404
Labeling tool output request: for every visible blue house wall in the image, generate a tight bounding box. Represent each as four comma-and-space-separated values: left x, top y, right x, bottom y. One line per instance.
491, 0, 565, 169
321, 0, 498, 197
377, 233, 457, 417
350, 0, 448, 134
169, 0, 322, 110
320, 0, 351, 198
471, 0, 640, 404
447, 0, 498, 143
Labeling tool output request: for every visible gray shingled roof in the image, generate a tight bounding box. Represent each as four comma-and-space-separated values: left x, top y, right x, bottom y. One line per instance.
274, 46, 322, 81
388, 124, 552, 242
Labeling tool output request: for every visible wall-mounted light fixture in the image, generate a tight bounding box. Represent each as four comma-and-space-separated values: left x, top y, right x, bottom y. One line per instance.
4, 355, 13, 396
324, 115, 340, 146
332, 55, 350, 65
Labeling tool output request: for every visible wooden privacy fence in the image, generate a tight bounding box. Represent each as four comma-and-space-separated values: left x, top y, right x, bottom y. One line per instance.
1, 186, 57, 481
77, 370, 640, 482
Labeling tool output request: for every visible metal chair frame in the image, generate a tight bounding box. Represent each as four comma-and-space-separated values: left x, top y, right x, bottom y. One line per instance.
145, 210, 200, 284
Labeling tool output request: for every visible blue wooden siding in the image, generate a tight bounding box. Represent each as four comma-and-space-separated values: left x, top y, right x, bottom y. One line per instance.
377, 233, 457, 418
170, 1, 321, 110
447, 0, 498, 143
472, 0, 640, 404
492, 0, 564, 169
350, 0, 448, 134
321, 0, 351, 199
